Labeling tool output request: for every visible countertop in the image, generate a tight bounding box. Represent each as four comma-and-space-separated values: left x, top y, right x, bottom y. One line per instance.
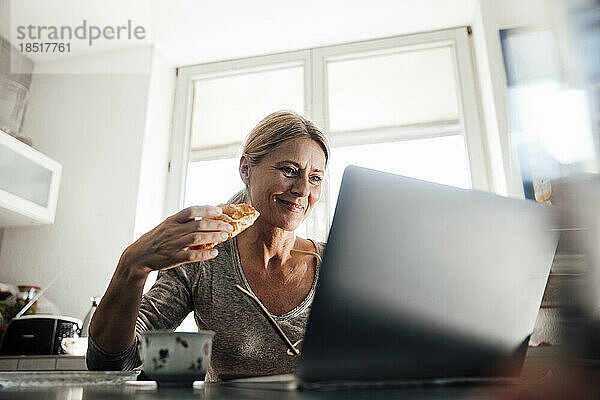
0, 381, 514, 400
0, 349, 594, 400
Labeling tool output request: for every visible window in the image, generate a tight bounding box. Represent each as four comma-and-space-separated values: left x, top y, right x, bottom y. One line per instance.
328, 136, 471, 219
326, 46, 459, 132
189, 66, 305, 155
181, 53, 311, 238
316, 34, 485, 224
172, 26, 486, 239
167, 28, 487, 330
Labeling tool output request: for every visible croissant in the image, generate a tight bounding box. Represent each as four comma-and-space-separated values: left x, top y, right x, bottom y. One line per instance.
189, 203, 260, 250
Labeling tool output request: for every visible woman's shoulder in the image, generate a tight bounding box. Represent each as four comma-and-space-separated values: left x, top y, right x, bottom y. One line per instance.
170, 240, 238, 286
314, 240, 326, 257
301, 237, 326, 258
203, 239, 239, 275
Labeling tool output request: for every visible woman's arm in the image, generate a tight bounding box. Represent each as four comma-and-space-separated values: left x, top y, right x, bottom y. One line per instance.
87, 206, 234, 358
88, 248, 149, 354
86, 259, 198, 371
86, 248, 149, 370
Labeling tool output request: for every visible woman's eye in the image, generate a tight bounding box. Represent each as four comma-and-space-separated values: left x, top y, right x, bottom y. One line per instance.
310, 175, 322, 184
281, 167, 297, 176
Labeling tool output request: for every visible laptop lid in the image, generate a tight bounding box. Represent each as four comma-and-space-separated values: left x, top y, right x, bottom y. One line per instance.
296, 166, 558, 383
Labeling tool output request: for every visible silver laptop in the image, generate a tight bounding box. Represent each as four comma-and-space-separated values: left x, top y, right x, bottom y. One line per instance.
224, 165, 559, 389
295, 166, 558, 387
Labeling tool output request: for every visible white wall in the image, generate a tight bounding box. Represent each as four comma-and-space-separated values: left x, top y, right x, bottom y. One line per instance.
133, 50, 175, 241
0, 45, 175, 320
132, 50, 176, 295
470, 0, 554, 198
155, 0, 478, 67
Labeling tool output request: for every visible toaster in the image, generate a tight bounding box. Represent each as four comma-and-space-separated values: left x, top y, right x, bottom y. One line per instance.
0, 315, 82, 355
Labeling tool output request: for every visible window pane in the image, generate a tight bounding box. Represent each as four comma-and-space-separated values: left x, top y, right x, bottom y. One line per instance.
328, 135, 471, 220
191, 66, 304, 151
184, 158, 242, 207
327, 46, 459, 132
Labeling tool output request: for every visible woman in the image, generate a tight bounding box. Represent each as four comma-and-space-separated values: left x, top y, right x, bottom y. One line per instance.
86, 111, 330, 381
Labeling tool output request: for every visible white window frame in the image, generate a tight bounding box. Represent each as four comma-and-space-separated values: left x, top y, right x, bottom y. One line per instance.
313, 27, 488, 186
167, 27, 490, 239
166, 50, 312, 217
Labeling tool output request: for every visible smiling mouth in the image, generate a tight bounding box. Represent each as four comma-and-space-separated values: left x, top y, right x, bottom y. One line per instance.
277, 198, 305, 212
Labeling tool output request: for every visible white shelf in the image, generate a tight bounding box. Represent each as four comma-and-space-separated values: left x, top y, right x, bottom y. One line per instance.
0, 129, 62, 227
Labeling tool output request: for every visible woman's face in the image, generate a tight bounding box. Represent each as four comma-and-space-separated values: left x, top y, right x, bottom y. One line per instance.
242, 137, 327, 232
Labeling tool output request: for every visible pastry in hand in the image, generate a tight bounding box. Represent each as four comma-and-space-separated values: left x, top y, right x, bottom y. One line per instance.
189, 203, 260, 250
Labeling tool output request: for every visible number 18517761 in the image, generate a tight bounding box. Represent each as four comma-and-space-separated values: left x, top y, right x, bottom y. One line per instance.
19, 42, 71, 53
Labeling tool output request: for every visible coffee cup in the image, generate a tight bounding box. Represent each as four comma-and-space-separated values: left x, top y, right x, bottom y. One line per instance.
139, 330, 214, 385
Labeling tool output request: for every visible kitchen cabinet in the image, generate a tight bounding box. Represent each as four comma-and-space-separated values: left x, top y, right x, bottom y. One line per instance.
0, 129, 61, 226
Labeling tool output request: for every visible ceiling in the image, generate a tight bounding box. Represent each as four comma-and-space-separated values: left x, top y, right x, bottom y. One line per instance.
1, 0, 479, 68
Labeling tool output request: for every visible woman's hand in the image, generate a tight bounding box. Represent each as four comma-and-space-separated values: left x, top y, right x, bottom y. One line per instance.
121, 205, 234, 275
89, 206, 232, 354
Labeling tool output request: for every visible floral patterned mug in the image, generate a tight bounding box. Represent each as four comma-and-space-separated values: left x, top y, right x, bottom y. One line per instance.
139, 330, 215, 385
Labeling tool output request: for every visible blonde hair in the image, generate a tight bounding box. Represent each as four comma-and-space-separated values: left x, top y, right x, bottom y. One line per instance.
228, 111, 330, 204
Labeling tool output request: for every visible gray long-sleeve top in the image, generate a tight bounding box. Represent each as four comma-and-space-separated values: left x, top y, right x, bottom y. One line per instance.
86, 236, 325, 382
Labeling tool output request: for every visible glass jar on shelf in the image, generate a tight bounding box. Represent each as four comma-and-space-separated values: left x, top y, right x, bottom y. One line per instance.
0, 78, 29, 136
17, 285, 40, 314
